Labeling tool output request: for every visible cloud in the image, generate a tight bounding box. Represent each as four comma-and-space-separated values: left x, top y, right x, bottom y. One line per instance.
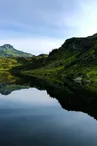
0, 0, 84, 38
0, 0, 97, 54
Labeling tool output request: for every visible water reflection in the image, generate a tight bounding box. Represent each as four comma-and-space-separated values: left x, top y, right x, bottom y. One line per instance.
0, 75, 97, 120
0, 88, 58, 108
0, 84, 97, 146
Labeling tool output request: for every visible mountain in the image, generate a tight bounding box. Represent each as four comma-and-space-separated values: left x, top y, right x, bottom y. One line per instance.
0, 44, 33, 57
0, 33, 97, 95
10, 33, 97, 91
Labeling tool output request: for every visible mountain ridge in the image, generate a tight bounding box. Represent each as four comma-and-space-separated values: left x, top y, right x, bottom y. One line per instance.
11, 32, 97, 89
1, 33, 97, 95
0, 44, 33, 57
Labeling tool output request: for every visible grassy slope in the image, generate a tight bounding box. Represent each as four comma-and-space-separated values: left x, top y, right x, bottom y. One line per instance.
1, 33, 97, 94
0, 44, 33, 57
13, 34, 97, 91
0, 58, 18, 70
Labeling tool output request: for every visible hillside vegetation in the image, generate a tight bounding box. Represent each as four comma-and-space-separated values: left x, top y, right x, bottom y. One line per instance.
0, 44, 33, 57
10, 33, 97, 86
1, 33, 97, 94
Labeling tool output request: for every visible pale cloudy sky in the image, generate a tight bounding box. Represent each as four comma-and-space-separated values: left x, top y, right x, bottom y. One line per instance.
0, 0, 97, 55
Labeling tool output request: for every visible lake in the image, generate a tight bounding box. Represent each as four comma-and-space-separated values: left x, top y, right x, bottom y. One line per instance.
0, 86, 97, 146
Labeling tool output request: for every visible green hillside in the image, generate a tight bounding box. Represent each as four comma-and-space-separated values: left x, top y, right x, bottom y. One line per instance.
0, 44, 33, 57
1, 33, 97, 95
11, 33, 97, 87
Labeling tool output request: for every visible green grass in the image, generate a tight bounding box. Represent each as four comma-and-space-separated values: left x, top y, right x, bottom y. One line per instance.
1, 33, 96, 95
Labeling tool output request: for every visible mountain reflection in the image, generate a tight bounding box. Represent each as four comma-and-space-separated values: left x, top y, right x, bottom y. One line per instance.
0, 73, 97, 120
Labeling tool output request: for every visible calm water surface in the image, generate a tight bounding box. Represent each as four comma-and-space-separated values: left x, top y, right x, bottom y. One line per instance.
0, 88, 97, 146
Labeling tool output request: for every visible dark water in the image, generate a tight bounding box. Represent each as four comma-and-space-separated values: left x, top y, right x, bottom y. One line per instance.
0, 88, 97, 146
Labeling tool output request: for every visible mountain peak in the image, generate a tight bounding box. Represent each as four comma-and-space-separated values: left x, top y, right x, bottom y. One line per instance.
0, 44, 33, 57
2, 44, 14, 49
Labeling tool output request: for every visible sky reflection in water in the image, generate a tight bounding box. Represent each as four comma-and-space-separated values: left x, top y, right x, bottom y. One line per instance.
0, 88, 97, 146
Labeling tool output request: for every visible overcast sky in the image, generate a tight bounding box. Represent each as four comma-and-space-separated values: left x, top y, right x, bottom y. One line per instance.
0, 0, 97, 55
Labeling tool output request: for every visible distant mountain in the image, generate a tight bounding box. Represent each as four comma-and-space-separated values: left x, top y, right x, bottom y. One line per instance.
0, 44, 33, 57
